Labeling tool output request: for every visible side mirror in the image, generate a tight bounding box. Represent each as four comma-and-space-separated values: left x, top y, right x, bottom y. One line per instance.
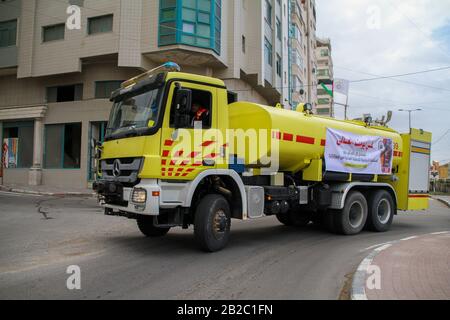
173, 88, 192, 128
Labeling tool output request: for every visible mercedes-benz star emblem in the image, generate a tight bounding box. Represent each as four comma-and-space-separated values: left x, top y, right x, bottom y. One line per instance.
113, 159, 121, 177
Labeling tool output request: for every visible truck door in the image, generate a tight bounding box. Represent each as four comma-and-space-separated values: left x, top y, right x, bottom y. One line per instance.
159, 81, 219, 179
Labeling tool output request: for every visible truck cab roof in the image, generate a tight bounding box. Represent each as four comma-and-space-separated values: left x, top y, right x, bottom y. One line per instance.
165, 71, 226, 89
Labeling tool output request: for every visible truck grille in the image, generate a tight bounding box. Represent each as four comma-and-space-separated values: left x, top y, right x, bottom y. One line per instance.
100, 157, 143, 184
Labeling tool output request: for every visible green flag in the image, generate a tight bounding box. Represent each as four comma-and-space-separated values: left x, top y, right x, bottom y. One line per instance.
321, 83, 333, 97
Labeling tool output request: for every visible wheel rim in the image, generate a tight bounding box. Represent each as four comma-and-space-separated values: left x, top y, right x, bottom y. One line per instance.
349, 201, 364, 228
377, 199, 391, 224
212, 209, 227, 240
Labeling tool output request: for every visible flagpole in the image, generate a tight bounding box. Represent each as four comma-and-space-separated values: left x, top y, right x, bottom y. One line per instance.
344, 94, 349, 120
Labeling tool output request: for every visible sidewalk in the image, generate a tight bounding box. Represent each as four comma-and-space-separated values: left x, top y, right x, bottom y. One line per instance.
353, 232, 450, 300
432, 195, 450, 208
0, 183, 95, 197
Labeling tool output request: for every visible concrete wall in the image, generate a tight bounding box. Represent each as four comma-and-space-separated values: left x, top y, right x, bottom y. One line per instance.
0, 0, 20, 68
0, 62, 140, 108
1, 62, 140, 188
3, 169, 29, 186
224, 78, 268, 105
18, 0, 121, 78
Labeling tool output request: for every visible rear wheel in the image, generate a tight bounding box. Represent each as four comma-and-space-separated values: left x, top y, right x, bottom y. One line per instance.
323, 210, 338, 233
137, 215, 170, 237
194, 194, 231, 252
289, 208, 312, 227
276, 211, 293, 226
334, 191, 368, 235
366, 190, 394, 232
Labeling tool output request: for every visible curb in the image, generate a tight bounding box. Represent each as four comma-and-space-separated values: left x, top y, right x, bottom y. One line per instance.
351, 231, 450, 300
0, 185, 95, 197
432, 197, 450, 208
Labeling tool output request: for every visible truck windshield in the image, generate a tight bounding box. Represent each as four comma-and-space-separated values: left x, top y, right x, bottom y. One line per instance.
106, 88, 162, 138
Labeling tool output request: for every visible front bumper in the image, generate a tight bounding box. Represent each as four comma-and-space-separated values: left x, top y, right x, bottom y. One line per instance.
94, 179, 160, 216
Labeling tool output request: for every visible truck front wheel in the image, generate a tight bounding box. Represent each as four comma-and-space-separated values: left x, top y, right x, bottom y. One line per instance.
137, 215, 170, 237
334, 191, 368, 235
366, 190, 394, 232
194, 194, 231, 252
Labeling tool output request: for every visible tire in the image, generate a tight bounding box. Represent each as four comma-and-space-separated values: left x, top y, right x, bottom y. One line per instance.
276, 211, 293, 226
366, 190, 394, 232
289, 208, 312, 227
323, 209, 338, 233
194, 194, 231, 252
137, 215, 170, 237
334, 191, 368, 235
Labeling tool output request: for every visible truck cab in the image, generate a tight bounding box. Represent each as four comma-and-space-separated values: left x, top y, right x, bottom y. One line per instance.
94, 63, 244, 251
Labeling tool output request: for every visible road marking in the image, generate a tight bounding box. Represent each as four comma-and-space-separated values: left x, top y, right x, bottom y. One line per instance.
400, 236, 418, 241
431, 231, 449, 235
361, 242, 392, 252
374, 243, 392, 252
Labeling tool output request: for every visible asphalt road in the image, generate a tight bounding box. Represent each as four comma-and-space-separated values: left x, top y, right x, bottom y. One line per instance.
0, 190, 449, 300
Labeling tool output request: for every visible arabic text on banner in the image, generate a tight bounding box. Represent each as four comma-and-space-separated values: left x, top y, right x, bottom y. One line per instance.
324, 128, 393, 175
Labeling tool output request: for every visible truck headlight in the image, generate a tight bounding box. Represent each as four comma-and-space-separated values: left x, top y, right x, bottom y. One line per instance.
132, 188, 147, 204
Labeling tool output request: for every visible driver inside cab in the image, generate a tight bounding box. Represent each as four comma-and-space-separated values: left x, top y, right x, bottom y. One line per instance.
190, 103, 210, 127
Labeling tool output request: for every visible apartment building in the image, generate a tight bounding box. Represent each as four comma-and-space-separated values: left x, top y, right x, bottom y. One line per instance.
0, 0, 291, 189
288, 0, 318, 110
315, 37, 333, 116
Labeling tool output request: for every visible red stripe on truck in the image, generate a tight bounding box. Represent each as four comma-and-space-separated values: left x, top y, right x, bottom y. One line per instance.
283, 133, 294, 141
164, 140, 174, 146
296, 135, 315, 145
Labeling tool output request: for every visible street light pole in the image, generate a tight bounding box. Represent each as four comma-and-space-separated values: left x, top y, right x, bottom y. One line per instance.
398, 108, 422, 133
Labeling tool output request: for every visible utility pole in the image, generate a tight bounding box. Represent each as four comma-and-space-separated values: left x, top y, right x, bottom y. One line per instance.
398, 108, 422, 132
334, 102, 349, 120
305, 0, 312, 105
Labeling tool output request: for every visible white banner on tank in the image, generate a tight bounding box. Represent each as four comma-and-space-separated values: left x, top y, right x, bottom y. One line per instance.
324, 128, 393, 175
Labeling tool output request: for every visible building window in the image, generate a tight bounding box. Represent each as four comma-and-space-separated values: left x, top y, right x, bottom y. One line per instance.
44, 123, 82, 169
290, 23, 301, 44
46, 84, 83, 103
88, 14, 113, 35
318, 98, 330, 105
264, 37, 272, 66
2, 122, 34, 169
42, 23, 65, 42
158, 0, 222, 54
95, 81, 123, 99
276, 54, 282, 77
265, 0, 272, 26
320, 48, 329, 57
317, 88, 328, 96
292, 48, 303, 69
0, 19, 17, 47
276, 18, 281, 40
317, 69, 329, 77
292, 75, 303, 92
317, 108, 330, 115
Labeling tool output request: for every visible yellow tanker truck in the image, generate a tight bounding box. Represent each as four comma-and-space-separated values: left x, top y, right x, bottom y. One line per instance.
93, 63, 432, 252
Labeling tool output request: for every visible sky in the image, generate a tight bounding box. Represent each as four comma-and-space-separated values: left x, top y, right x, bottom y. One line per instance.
316, 0, 450, 163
